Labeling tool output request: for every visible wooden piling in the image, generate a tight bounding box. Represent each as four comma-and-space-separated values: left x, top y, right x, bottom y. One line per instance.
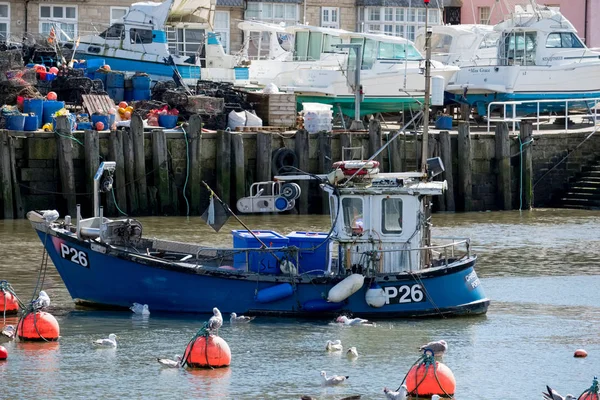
495, 122, 512, 210
9, 136, 23, 218
520, 121, 534, 210
318, 131, 331, 213
340, 132, 352, 161
109, 130, 127, 215
187, 115, 203, 215
231, 133, 246, 204
83, 129, 99, 205
0, 130, 14, 219
389, 132, 405, 173
438, 130, 455, 212
131, 114, 148, 213
55, 116, 76, 217
152, 129, 170, 215
216, 129, 232, 207
256, 132, 271, 183
457, 121, 473, 212
295, 129, 309, 214
122, 128, 139, 214
368, 119, 383, 165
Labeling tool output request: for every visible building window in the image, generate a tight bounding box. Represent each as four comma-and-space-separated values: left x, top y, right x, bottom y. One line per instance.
0, 3, 9, 42
321, 7, 339, 29
214, 11, 230, 54
360, 6, 440, 40
167, 27, 205, 57
478, 6, 491, 24
110, 7, 128, 25
40, 4, 77, 41
244, 2, 297, 24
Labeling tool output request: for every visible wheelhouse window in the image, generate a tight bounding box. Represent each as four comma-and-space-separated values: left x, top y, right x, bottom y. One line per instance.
130, 28, 153, 44
100, 24, 124, 40
378, 42, 423, 61
546, 32, 584, 48
342, 197, 364, 234
40, 5, 77, 41
167, 27, 204, 57
0, 3, 9, 42
381, 198, 402, 234
501, 31, 537, 66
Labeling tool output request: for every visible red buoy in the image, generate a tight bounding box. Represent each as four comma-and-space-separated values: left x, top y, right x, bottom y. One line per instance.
16, 311, 60, 341
0, 291, 19, 315
580, 393, 600, 400
184, 335, 231, 368
0, 345, 7, 360
406, 361, 456, 397
575, 349, 588, 358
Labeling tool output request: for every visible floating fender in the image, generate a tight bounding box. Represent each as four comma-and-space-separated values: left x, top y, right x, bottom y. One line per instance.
272, 148, 298, 175
0, 291, 19, 315
17, 311, 60, 341
365, 283, 387, 308
406, 361, 456, 396
255, 283, 294, 303
327, 274, 365, 303
184, 335, 231, 368
302, 299, 344, 312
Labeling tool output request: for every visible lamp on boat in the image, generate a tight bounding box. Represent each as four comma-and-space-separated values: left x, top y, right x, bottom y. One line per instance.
426, 157, 445, 179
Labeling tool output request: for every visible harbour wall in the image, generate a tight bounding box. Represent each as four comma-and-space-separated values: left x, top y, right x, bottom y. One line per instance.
1, 116, 599, 219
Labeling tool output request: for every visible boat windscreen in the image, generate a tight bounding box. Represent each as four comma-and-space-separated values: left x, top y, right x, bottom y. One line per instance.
100, 24, 125, 40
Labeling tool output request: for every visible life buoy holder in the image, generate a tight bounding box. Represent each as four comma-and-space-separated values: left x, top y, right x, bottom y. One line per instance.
332, 160, 380, 176
272, 148, 298, 175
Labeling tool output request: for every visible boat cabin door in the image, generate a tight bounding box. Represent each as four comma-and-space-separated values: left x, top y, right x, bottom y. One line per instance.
500, 31, 537, 66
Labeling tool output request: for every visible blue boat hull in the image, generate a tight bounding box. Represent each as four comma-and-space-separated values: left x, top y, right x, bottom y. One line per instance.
37, 230, 489, 318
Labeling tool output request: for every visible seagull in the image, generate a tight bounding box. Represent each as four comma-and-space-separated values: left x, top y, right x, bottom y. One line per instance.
419, 340, 448, 357
157, 355, 182, 368
326, 340, 343, 352
346, 346, 358, 358
32, 290, 50, 310
230, 312, 255, 323
93, 333, 117, 347
336, 315, 376, 326
543, 386, 577, 400
321, 370, 349, 386
130, 303, 150, 315
383, 385, 408, 400
208, 307, 223, 335
1, 325, 15, 338
431, 396, 441, 400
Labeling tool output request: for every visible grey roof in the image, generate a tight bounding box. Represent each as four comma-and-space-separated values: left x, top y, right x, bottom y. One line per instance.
356, 0, 450, 6
216, 0, 244, 6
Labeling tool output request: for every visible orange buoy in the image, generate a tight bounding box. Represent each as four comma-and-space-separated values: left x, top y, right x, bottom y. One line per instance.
0, 345, 7, 360
184, 335, 231, 368
406, 361, 456, 397
0, 291, 19, 315
16, 311, 60, 341
580, 393, 600, 400
575, 349, 588, 358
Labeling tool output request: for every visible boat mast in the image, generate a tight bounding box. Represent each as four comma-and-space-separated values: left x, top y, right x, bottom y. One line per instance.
420, 0, 432, 173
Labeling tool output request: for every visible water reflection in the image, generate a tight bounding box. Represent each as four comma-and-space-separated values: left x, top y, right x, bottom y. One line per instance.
186, 367, 232, 398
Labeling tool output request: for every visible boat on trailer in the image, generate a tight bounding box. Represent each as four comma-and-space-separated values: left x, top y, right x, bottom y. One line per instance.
27, 157, 489, 318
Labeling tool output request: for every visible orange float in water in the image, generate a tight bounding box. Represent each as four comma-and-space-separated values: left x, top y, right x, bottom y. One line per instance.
0, 345, 7, 360
575, 349, 588, 358
405, 361, 456, 397
184, 335, 231, 368
0, 291, 19, 314
17, 311, 60, 341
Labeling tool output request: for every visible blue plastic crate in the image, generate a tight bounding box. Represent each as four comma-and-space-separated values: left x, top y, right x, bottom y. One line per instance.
232, 230, 289, 274
286, 231, 330, 274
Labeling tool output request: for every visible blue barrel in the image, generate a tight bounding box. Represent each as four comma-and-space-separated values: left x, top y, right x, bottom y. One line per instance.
24, 115, 38, 131
86, 59, 105, 72
107, 88, 124, 103
158, 114, 178, 129
42, 101, 65, 124
435, 116, 453, 130
302, 299, 344, 312
132, 75, 151, 90
255, 283, 294, 303
91, 115, 109, 130
94, 71, 108, 86
6, 115, 26, 131
106, 72, 125, 88
24, 98, 44, 128
77, 122, 92, 130
124, 89, 133, 102
132, 89, 151, 101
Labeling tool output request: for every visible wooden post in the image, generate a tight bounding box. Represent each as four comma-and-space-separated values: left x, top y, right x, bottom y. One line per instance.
495, 122, 512, 210
122, 128, 138, 214
439, 130, 455, 212
295, 129, 309, 214
520, 121, 534, 210
318, 131, 331, 214
457, 121, 473, 212
131, 114, 148, 213
216, 129, 232, 207
84, 129, 99, 206
9, 136, 23, 218
389, 132, 405, 172
256, 132, 271, 183
460, 104, 470, 121
187, 115, 203, 215
0, 130, 14, 219
109, 130, 127, 215
55, 116, 77, 217
231, 133, 246, 203
340, 132, 352, 160
152, 129, 170, 215
368, 119, 383, 165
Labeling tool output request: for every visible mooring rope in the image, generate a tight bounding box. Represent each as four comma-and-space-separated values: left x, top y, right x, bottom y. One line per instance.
397, 350, 454, 399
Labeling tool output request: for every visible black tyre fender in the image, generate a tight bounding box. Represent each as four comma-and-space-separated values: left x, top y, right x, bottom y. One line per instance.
271, 148, 298, 175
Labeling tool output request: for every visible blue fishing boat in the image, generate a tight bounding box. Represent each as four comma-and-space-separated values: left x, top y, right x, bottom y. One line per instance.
26, 155, 489, 318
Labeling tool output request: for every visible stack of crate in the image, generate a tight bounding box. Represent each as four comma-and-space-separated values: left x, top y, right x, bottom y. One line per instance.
247, 92, 296, 129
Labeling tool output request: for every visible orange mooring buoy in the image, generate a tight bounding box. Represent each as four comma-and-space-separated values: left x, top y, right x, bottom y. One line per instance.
0, 345, 7, 360
406, 361, 456, 397
0, 290, 19, 315
17, 311, 60, 341
575, 349, 588, 358
184, 335, 231, 368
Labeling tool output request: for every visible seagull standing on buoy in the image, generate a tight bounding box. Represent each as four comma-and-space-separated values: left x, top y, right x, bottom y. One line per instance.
32, 290, 50, 310
157, 355, 182, 368
336, 316, 375, 326
93, 333, 117, 348
130, 303, 150, 315
383, 385, 407, 400
419, 340, 448, 357
208, 307, 223, 335
543, 386, 577, 400
326, 340, 343, 352
230, 312, 255, 323
346, 346, 358, 358
320, 370, 349, 386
